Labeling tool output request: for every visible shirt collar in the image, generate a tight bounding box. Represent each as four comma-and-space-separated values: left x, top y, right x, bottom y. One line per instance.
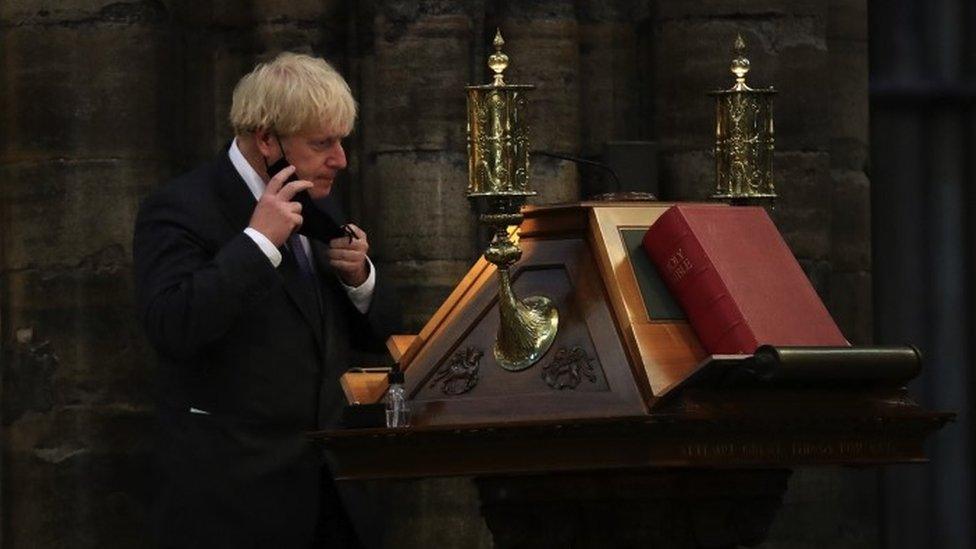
228, 138, 266, 202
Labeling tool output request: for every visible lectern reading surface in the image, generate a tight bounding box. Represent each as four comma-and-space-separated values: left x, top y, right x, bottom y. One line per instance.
317, 202, 948, 480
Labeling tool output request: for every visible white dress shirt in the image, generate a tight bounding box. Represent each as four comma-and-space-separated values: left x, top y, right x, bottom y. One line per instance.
229, 139, 375, 314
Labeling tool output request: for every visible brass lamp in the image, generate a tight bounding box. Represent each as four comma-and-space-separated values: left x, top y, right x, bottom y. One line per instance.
709, 34, 777, 201
466, 29, 558, 372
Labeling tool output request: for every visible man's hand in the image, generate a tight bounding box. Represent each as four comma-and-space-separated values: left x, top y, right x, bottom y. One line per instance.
327, 224, 369, 287
248, 166, 314, 247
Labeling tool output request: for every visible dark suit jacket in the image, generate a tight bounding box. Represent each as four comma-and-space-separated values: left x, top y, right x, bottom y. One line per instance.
133, 149, 398, 548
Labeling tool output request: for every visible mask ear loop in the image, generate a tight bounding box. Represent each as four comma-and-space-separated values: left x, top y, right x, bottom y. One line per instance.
274, 134, 288, 162
260, 132, 290, 178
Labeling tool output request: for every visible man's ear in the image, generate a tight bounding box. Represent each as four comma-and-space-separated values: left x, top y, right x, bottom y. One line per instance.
253, 128, 278, 159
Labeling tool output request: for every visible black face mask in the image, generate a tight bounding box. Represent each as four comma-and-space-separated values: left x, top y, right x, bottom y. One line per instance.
265, 135, 355, 243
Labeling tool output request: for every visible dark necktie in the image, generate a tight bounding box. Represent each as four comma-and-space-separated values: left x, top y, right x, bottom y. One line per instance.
288, 233, 316, 284
288, 233, 324, 321
288, 233, 322, 308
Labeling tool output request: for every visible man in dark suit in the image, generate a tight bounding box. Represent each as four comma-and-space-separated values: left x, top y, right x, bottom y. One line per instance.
133, 52, 398, 548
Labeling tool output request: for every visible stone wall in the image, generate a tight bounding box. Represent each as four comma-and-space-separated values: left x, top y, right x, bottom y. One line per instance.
1, 1, 174, 545
0, 0, 873, 546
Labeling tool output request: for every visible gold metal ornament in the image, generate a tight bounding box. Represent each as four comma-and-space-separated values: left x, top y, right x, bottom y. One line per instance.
466, 29, 559, 372
709, 34, 777, 201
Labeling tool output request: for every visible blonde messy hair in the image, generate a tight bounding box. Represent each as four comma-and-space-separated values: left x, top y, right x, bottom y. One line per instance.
229, 52, 357, 136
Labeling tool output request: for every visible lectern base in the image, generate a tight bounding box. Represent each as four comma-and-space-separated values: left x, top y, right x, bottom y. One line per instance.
476, 470, 790, 548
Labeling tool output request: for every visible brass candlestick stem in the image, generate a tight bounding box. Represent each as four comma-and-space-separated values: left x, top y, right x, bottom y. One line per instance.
709, 34, 777, 201
466, 30, 558, 372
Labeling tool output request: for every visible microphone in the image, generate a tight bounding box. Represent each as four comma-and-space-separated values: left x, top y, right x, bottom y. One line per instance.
532, 148, 658, 201
531, 150, 622, 191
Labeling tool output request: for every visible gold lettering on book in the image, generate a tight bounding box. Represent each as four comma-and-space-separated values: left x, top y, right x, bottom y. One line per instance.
665, 248, 693, 283
680, 439, 897, 460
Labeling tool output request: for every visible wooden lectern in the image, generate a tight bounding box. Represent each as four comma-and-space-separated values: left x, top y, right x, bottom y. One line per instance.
311, 202, 950, 547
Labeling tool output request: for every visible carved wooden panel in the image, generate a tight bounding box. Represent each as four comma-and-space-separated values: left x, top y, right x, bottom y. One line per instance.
402, 237, 645, 426
414, 265, 610, 400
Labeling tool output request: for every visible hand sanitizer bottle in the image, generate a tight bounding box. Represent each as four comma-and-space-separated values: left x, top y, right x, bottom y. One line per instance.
385, 365, 409, 428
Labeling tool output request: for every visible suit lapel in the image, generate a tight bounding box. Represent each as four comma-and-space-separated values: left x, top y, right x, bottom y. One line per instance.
212, 147, 326, 355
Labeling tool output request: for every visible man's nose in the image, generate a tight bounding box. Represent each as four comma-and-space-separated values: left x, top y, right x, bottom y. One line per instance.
327, 143, 346, 169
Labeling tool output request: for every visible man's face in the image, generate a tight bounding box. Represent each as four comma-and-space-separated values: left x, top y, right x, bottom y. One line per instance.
278, 126, 348, 199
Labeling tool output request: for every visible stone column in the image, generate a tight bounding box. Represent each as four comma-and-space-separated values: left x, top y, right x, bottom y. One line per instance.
576, 0, 652, 196
0, 1, 179, 546
826, 0, 871, 344
355, 1, 484, 330
349, 3, 497, 546
175, 0, 350, 162
492, 0, 581, 205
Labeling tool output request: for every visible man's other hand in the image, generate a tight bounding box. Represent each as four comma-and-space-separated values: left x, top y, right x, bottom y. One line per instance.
327, 224, 369, 287
248, 166, 314, 247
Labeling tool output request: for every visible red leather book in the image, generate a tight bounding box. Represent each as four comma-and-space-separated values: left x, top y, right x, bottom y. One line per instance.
642, 205, 848, 354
